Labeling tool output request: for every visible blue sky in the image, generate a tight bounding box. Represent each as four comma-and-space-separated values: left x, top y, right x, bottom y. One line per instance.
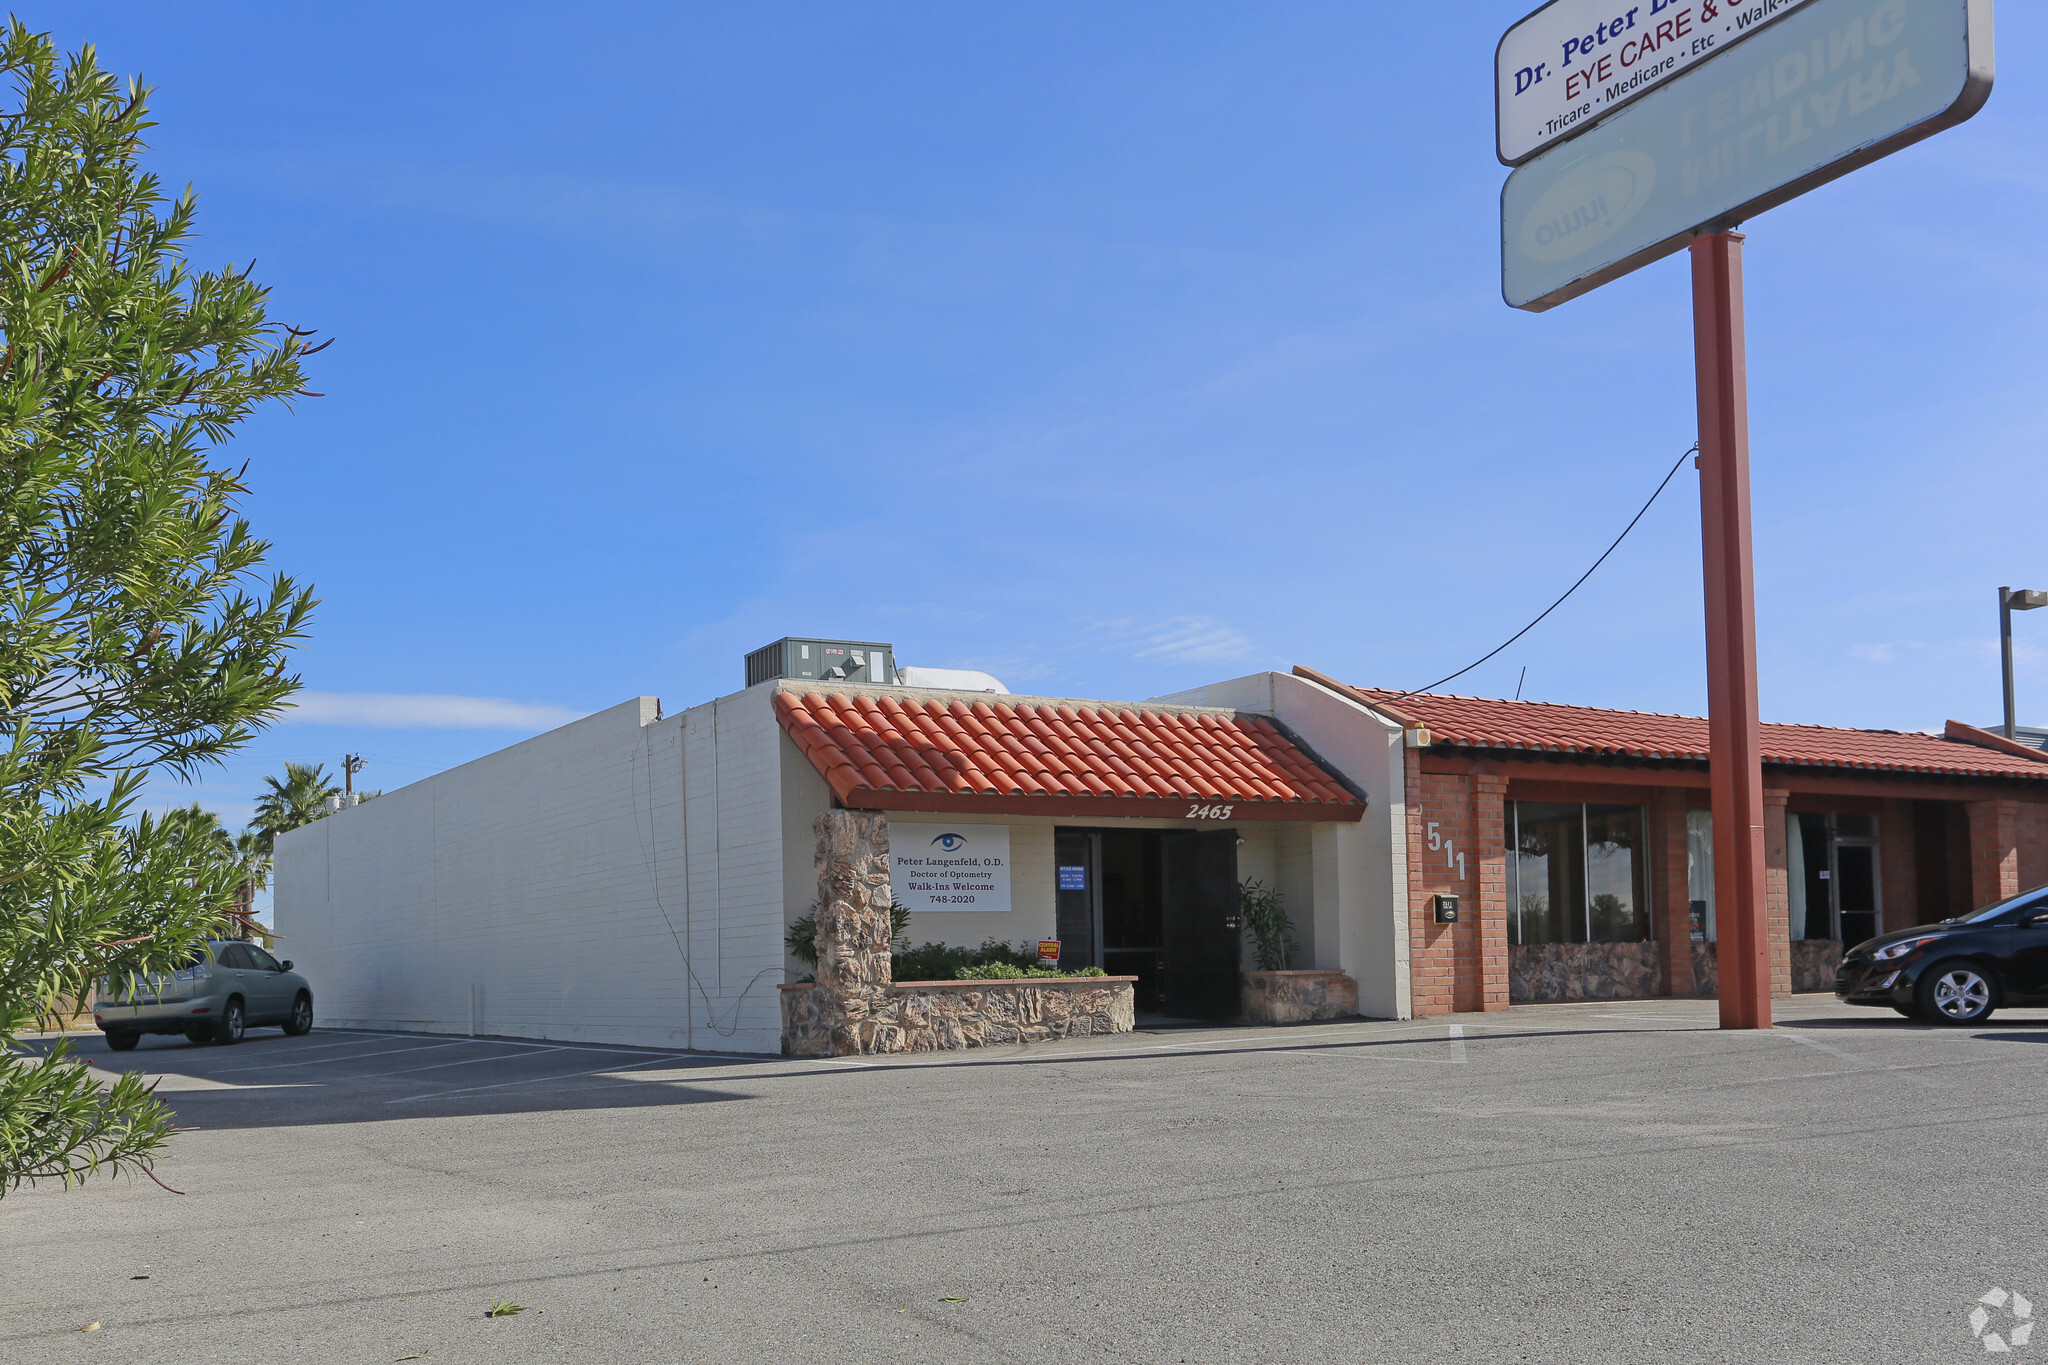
46, 2, 2048, 833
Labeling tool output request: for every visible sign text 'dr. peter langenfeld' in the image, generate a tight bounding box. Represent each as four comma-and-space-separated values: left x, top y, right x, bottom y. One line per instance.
1502, 0, 1991, 310
1498, 0, 1821, 164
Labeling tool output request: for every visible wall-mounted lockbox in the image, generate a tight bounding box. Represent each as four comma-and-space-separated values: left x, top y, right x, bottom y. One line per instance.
1433, 894, 1460, 924
745, 637, 897, 688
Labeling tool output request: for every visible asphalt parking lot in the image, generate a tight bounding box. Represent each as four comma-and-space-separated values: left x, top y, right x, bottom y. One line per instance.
5, 997, 2047, 1364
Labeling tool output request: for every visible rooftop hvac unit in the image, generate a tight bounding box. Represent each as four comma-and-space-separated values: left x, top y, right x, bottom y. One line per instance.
746, 637, 896, 688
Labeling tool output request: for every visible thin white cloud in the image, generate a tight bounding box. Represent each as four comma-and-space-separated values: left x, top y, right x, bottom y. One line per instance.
280, 692, 584, 730
1850, 643, 1919, 664
1129, 617, 1256, 664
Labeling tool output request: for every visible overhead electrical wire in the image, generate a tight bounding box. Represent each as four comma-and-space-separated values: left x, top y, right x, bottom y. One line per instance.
1383, 440, 1700, 704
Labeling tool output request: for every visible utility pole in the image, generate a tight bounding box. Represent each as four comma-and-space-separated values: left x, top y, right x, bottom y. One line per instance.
343, 753, 365, 804
2000, 588, 2048, 741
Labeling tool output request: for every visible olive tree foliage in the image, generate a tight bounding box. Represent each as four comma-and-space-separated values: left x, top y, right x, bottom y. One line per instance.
0, 26, 319, 1195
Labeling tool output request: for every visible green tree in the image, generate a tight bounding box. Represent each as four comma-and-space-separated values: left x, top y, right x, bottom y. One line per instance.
160, 802, 232, 859
0, 26, 319, 1195
157, 803, 269, 940
248, 760, 339, 856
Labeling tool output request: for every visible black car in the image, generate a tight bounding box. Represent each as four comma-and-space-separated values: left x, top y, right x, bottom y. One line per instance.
1836, 883, 2048, 1024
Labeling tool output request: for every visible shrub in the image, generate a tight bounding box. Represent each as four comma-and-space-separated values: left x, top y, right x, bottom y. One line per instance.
955, 962, 1108, 980
785, 904, 911, 968
892, 936, 1037, 982
1240, 880, 1297, 971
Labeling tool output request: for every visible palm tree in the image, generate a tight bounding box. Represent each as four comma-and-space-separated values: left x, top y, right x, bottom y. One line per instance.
161, 803, 235, 860
153, 804, 270, 941
249, 761, 341, 857
228, 830, 272, 943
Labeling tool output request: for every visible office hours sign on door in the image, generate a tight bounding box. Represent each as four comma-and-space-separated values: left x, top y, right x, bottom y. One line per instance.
889, 823, 1012, 913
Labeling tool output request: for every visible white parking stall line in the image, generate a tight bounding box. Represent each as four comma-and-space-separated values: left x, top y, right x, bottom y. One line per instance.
348, 1046, 570, 1082
1447, 1024, 1468, 1063
197, 1034, 420, 1060
1777, 1028, 1949, 1089
206, 1040, 472, 1075
384, 1052, 700, 1104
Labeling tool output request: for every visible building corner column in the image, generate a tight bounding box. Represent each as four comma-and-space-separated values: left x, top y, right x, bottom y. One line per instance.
1651, 789, 1694, 999
1879, 799, 1919, 932
1763, 788, 1792, 998
1473, 774, 1510, 1011
1966, 799, 2022, 909
813, 809, 897, 1055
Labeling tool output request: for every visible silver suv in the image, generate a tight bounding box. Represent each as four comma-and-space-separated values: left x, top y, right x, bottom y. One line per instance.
97, 941, 314, 1048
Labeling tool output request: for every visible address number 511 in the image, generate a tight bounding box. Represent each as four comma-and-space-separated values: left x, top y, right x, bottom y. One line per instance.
1426, 821, 1467, 882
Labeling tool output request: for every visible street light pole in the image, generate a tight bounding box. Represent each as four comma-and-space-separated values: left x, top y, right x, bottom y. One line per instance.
2002, 587, 2048, 741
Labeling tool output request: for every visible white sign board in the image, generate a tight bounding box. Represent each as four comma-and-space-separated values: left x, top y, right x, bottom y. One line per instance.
1502, 0, 1991, 311
1498, 0, 1822, 164
889, 823, 1012, 913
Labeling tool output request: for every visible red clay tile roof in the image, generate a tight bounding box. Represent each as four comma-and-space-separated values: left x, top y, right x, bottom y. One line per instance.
1301, 671, 2048, 783
775, 687, 1364, 821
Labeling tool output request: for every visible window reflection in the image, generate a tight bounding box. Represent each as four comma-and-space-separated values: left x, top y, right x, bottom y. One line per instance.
1508, 801, 1650, 946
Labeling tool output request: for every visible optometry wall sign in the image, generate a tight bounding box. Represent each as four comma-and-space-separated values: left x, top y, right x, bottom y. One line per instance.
1502, 0, 1993, 310
1497, 0, 1824, 165
889, 823, 1011, 912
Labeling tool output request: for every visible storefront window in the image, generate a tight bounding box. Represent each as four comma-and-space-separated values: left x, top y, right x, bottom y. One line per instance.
1686, 808, 1715, 942
1508, 802, 1650, 945
1690, 810, 1880, 945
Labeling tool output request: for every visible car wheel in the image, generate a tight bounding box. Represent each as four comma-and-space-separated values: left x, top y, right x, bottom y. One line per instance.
104, 1030, 139, 1051
1891, 1005, 1921, 1020
215, 997, 246, 1044
1915, 962, 2000, 1025
283, 993, 313, 1037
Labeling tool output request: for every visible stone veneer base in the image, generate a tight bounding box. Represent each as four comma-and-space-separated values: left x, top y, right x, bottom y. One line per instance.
780, 976, 1137, 1057
1508, 942, 1665, 1004
1240, 970, 1359, 1025
1689, 938, 1842, 998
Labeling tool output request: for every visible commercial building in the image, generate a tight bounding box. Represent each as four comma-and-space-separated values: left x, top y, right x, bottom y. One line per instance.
1252, 669, 2048, 1013
275, 651, 2048, 1050
275, 666, 1380, 1053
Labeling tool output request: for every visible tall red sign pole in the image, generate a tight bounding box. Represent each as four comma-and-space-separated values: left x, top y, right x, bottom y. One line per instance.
1690, 231, 1772, 1031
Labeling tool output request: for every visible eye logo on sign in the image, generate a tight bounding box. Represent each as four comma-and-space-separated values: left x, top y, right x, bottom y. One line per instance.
929, 832, 970, 852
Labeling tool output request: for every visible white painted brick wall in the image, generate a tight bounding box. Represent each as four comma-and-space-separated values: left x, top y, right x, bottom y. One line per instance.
275, 688, 791, 1054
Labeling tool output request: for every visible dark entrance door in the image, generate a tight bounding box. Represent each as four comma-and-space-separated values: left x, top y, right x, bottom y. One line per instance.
1834, 843, 1879, 949
1053, 829, 1097, 972
1160, 830, 1240, 1020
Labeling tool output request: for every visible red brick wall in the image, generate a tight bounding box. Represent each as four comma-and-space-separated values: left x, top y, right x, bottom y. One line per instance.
1407, 761, 1483, 1016
1650, 790, 1694, 997
2021, 802, 2048, 893
1879, 799, 1919, 931
1473, 775, 1510, 1011
1968, 799, 2022, 907
1763, 788, 1792, 998
1405, 766, 2048, 1014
